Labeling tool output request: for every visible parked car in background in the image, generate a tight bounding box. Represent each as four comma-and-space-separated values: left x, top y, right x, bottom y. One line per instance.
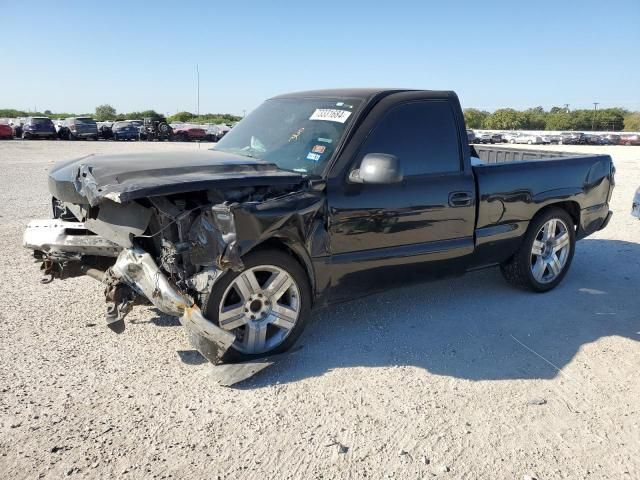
112, 121, 139, 141
474, 132, 502, 144
205, 124, 224, 142
0, 120, 13, 139
139, 117, 172, 141
510, 133, 543, 144
491, 133, 502, 143
620, 134, 640, 146
54, 119, 66, 136
97, 121, 114, 140
62, 117, 99, 140
602, 134, 621, 145
545, 134, 562, 144
9, 118, 24, 138
501, 132, 519, 143
21, 117, 57, 140
559, 132, 585, 145
466, 129, 476, 144
172, 123, 206, 141
584, 134, 605, 145
217, 124, 232, 139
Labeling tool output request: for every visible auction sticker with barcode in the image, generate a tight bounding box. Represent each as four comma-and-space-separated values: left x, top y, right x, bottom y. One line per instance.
309, 109, 352, 123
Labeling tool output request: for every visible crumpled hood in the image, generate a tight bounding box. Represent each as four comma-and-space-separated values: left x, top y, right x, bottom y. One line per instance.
48, 149, 304, 206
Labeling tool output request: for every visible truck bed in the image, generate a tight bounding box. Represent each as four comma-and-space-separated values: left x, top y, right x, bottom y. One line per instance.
471, 147, 614, 263
471, 144, 578, 163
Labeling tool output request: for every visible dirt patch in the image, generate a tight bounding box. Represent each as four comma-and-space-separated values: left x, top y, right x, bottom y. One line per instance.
1, 141, 639, 479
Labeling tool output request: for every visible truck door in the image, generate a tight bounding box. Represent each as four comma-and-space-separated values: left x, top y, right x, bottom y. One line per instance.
325, 95, 476, 301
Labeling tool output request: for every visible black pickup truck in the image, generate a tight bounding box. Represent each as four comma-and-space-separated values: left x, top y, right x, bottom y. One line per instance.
23, 89, 614, 364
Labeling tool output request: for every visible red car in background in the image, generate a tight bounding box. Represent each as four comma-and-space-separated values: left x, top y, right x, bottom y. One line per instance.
0, 121, 13, 139
172, 124, 206, 142
620, 134, 640, 146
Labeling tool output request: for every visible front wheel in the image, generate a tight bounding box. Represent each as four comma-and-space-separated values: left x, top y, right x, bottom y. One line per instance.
203, 249, 311, 362
500, 208, 575, 292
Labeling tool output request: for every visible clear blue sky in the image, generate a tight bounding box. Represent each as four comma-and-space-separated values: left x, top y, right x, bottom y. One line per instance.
1, 0, 638, 115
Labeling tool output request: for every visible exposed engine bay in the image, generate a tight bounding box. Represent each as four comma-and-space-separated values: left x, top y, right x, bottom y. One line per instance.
23, 151, 327, 366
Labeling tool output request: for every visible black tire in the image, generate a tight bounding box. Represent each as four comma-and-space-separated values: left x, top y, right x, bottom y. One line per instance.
500, 207, 576, 292
68, 132, 76, 141
22, 132, 30, 140
203, 249, 312, 362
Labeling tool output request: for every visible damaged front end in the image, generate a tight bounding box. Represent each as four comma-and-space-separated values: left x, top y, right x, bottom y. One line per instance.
24, 151, 324, 366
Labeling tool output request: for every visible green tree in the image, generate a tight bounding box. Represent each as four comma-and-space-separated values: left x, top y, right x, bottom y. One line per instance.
463, 108, 489, 129
546, 112, 575, 131
168, 111, 195, 123
624, 112, 640, 131
595, 108, 627, 131
522, 107, 547, 130
95, 104, 117, 121
485, 108, 526, 130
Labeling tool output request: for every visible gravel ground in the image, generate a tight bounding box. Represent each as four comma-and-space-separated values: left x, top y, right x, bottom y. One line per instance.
0, 140, 639, 479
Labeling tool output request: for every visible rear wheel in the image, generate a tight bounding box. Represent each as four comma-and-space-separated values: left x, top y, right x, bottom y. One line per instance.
203, 249, 311, 362
500, 208, 575, 292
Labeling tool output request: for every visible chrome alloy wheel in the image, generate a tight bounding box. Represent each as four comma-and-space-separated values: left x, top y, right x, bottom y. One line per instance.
530, 218, 571, 284
218, 265, 301, 354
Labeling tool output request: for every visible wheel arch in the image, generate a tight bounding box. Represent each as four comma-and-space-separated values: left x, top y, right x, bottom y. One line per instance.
249, 237, 316, 303
533, 200, 580, 230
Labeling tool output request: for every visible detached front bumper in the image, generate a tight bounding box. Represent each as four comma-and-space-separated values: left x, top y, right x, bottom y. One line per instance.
23, 219, 235, 363
111, 248, 235, 360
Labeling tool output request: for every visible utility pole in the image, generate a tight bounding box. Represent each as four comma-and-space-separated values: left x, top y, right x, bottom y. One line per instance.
564, 103, 570, 113
592, 102, 599, 131
196, 64, 200, 117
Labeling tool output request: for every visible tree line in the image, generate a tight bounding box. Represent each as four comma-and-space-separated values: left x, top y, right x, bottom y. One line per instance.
0, 104, 242, 125
3, 104, 639, 131
464, 107, 640, 132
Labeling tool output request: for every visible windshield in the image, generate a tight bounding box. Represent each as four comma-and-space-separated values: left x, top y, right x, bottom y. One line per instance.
75, 118, 96, 125
114, 121, 133, 129
31, 117, 53, 126
214, 97, 363, 174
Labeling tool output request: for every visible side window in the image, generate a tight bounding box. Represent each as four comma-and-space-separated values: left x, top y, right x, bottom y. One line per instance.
358, 100, 461, 176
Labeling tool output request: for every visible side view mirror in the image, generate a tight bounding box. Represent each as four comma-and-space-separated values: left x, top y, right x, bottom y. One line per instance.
349, 153, 403, 184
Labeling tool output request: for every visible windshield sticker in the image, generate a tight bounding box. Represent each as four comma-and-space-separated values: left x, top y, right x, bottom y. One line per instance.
309, 109, 352, 123
311, 145, 326, 154
317, 137, 332, 143
306, 152, 321, 162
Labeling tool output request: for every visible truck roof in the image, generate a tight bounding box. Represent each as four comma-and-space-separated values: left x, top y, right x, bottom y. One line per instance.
271, 88, 455, 100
